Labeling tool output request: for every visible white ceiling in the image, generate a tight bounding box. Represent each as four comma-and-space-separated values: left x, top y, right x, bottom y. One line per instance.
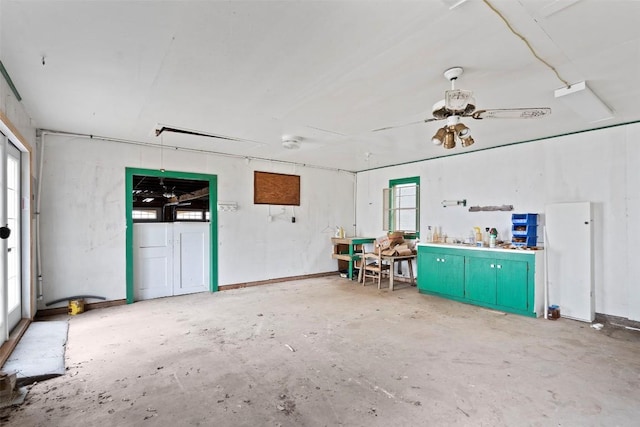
2, 0, 639, 172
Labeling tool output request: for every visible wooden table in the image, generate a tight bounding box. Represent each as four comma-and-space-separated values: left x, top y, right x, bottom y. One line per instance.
331, 237, 375, 279
380, 253, 416, 291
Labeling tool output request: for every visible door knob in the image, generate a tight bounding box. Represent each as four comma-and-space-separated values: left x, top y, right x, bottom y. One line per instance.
0, 225, 10, 239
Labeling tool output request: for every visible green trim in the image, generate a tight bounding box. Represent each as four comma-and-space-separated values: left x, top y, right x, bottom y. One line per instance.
359, 119, 640, 173
389, 176, 420, 187
388, 176, 420, 238
0, 61, 22, 101
125, 167, 218, 303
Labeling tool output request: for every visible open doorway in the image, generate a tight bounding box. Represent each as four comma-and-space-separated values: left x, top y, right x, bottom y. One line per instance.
125, 168, 218, 303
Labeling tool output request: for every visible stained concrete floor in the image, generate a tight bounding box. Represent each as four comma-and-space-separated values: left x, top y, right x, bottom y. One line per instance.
1, 276, 639, 426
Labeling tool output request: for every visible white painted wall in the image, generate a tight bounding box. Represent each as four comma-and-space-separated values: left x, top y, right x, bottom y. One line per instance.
356, 123, 640, 322
38, 134, 355, 309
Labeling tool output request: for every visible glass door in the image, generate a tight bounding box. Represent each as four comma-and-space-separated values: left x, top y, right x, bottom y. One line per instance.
6, 141, 21, 330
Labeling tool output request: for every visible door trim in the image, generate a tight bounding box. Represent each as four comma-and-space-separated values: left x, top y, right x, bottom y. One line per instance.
125, 168, 218, 303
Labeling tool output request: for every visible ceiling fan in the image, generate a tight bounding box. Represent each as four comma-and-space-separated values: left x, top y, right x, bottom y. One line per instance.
372, 67, 551, 149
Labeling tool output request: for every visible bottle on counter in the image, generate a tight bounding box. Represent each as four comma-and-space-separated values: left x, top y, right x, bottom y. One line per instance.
426, 226, 433, 243
489, 228, 498, 248
474, 227, 482, 245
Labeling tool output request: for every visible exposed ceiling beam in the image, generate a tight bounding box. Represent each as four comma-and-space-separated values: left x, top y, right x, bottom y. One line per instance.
177, 187, 209, 203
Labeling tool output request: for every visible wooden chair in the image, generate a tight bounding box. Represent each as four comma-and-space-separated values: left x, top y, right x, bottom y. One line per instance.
358, 244, 390, 289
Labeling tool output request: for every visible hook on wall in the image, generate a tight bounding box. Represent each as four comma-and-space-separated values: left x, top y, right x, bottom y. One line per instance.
441, 199, 467, 207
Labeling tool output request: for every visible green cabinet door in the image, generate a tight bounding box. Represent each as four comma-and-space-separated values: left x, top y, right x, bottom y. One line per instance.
417, 251, 464, 297
418, 252, 441, 292
464, 256, 497, 304
439, 254, 465, 297
496, 259, 529, 311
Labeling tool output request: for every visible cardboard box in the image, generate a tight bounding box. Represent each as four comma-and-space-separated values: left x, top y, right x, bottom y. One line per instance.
376, 235, 392, 249
387, 231, 405, 245
394, 244, 413, 256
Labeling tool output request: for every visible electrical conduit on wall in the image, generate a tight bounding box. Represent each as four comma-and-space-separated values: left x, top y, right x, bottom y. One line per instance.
36, 131, 46, 300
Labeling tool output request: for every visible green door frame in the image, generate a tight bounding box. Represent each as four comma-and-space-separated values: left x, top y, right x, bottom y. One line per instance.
125, 167, 218, 303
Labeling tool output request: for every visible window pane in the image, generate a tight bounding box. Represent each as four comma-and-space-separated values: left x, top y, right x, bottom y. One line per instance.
132, 209, 157, 220
176, 210, 203, 220
7, 157, 16, 188
384, 181, 419, 234
397, 209, 417, 232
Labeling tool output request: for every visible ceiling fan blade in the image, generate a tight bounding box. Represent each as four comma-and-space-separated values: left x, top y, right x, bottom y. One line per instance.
371, 118, 438, 132
471, 108, 551, 120
155, 125, 266, 145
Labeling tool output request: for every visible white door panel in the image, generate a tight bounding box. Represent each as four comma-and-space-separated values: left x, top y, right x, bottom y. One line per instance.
134, 222, 209, 300
137, 223, 171, 247
134, 223, 173, 300
173, 223, 209, 295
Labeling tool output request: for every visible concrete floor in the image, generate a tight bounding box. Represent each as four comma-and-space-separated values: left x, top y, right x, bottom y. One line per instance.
1, 276, 639, 426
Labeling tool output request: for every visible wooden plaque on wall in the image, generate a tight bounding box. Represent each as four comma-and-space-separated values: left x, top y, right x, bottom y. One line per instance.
254, 171, 300, 206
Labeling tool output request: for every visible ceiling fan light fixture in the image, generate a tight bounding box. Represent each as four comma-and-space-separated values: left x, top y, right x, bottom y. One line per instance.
445, 89, 474, 112
431, 127, 446, 145
443, 130, 456, 149
453, 123, 470, 139
461, 135, 475, 147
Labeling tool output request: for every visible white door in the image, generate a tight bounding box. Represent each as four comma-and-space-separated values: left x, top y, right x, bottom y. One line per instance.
0, 134, 6, 341
6, 143, 21, 330
173, 222, 209, 296
134, 223, 173, 300
134, 222, 209, 300
1, 136, 22, 340
545, 202, 594, 322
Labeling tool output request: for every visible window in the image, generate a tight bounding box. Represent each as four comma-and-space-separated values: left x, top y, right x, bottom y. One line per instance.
383, 177, 420, 237
176, 210, 204, 221
132, 209, 158, 221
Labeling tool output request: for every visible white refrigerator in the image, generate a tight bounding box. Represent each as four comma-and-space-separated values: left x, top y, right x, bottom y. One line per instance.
545, 202, 595, 322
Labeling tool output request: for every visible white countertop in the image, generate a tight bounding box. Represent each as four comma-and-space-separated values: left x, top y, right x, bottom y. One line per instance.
417, 242, 543, 254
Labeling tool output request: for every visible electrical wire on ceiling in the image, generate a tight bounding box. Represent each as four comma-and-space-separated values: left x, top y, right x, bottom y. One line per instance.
482, 0, 570, 88
38, 129, 354, 174
159, 133, 165, 172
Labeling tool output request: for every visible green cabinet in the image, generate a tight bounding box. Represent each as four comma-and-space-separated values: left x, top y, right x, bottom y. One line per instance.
417, 244, 540, 317
418, 251, 464, 297
465, 257, 529, 311
464, 256, 497, 304
495, 259, 529, 311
